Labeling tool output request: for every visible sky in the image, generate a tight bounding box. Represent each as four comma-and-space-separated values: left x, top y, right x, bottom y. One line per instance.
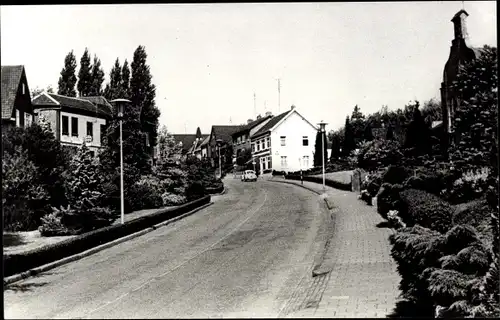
1, 2, 497, 134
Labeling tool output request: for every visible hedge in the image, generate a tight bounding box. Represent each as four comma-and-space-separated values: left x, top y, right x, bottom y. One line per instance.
285, 174, 352, 191
3, 195, 211, 278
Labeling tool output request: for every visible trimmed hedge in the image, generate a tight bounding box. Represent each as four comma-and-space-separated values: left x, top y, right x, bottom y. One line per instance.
285, 174, 352, 191
3, 195, 211, 278
399, 189, 455, 233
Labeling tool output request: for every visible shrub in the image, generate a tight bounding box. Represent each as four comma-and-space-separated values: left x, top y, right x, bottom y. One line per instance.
399, 189, 454, 233
382, 165, 411, 184
38, 206, 75, 236
376, 183, 404, 220
126, 182, 163, 212
186, 181, 206, 202
263, 169, 272, 174
361, 171, 383, 197
2, 147, 50, 231
161, 192, 187, 206
357, 139, 403, 171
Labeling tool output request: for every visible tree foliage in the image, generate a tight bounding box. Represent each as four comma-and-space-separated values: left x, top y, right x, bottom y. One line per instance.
57, 50, 77, 97
313, 130, 328, 167
77, 48, 92, 97
103, 58, 123, 101
89, 54, 105, 96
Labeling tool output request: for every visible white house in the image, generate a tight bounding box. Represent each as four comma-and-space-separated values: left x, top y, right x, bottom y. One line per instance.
250, 105, 318, 174
32, 92, 112, 156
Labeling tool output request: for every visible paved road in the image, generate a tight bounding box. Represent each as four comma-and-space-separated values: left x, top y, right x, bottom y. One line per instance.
4, 178, 332, 319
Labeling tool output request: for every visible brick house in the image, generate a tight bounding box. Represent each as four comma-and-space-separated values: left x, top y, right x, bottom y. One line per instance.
1, 65, 35, 129
32, 92, 112, 156
208, 125, 245, 170
439, 9, 483, 149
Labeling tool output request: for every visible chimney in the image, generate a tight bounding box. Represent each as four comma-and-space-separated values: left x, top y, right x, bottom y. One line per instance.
452, 10, 469, 41
247, 119, 253, 124
256, 114, 262, 120
291, 105, 296, 110
265, 111, 272, 117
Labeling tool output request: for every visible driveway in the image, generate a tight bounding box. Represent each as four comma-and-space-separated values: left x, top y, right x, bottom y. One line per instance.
4, 178, 332, 319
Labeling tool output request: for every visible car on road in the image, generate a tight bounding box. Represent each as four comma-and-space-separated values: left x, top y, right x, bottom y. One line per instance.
241, 170, 257, 182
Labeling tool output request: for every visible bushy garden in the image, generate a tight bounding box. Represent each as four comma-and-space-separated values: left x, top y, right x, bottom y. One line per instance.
351, 45, 499, 317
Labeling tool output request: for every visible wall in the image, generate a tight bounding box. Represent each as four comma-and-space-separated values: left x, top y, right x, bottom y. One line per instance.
270, 111, 317, 172
59, 111, 106, 149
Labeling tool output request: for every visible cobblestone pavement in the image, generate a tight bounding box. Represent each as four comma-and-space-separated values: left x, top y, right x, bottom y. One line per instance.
271, 178, 401, 318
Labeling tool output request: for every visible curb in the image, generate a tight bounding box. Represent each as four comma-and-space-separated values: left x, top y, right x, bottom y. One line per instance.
269, 179, 335, 209
4, 202, 214, 286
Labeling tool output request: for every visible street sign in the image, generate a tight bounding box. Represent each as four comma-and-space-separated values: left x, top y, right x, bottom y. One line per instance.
85, 135, 93, 143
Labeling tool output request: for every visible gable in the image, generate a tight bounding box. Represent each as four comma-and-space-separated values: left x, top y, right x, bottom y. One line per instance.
32, 92, 60, 106
1, 65, 25, 119
273, 110, 318, 133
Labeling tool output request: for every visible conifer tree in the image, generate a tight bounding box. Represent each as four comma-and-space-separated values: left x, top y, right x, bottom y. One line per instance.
103, 58, 122, 101
89, 54, 105, 96
313, 130, 328, 167
57, 50, 77, 97
77, 48, 92, 97
121, 59, 131, 99
343, 117, 355, 157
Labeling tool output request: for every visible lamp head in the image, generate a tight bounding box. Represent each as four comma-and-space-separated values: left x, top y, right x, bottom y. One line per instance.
111, 98, 131, 119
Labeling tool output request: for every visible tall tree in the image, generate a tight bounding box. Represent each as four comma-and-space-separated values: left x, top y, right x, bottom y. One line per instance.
350, 104, 366, 147
343, 116, 355, 157
58, 50, 77, 97
89, 54, 105, 96
77, 48, 92, 97
130, 45, 161, 154
121, 59, 131, 99
313, 130, 328, 167
103, 58, 122, 102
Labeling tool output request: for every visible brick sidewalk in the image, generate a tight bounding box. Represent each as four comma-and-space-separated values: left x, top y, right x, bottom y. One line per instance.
271, 179, 401, 318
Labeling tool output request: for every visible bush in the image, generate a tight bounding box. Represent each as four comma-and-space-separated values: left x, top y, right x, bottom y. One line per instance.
263, 169, 272, 174
382, 165, 411, 185
399, 189, 454, 233
376, 183, 404, 220
161, 192, 187, 206
38, 206, 75, 236
4, 195, 211, 277
361, 171, 383, 197
126, 182, 163, 212
2, 147, 51, 231
357, 139, 403, 171
186, 181, 206, 202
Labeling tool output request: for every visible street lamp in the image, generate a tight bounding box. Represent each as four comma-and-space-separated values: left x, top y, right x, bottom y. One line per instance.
317, 120, 328, 192
216, 138, 223, 179
111, 98, 131, 225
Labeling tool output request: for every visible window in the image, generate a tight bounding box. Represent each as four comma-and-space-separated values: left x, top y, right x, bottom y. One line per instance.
303, 136, 309, 146
256, 142, 260, 152
87, 121, 93, 138
22, 83, 25, 95
280, 136, 286, 146
62, 116, 69, 135
266, 137, 270, 148
145, 132, 151, 147
281, 156, 288, 167
71, 117, 78, 137
25, 112, 32, 127
260, 139, 264, 150
100, 124, 107, 144
303, 155, 310, 168
252, 143, 256, 152
16, 109, 20, 127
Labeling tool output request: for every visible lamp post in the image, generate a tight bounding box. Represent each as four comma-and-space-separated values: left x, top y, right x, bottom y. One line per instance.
111, 98, 131, 225
317, 121, 328, 192
216, 139, 223, 179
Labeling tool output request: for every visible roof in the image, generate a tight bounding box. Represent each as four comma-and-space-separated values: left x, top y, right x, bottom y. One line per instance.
231, 116, 273, 137
199, 135, 210, 147
1, 65, 25, 120
452, 9, 468, 21
80, 96, 113, 115
251, 110, 292, 138
32, 93, 112, 117
172, 134, 199, 153
190, 134, 210, 153
194, 135, 210, 151
211, 125, 245, 144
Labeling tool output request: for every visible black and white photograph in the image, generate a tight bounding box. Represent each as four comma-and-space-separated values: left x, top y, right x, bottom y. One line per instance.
1, 1, 498, 318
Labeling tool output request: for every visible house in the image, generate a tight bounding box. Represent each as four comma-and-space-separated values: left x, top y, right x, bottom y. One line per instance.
171, 133, 208, 156
250, 105, 318, 174
208, 124, 245, 168
194, 135, 210, 159
1, 65, 35, 129
439, 9, 483, 149
32, 92, 112, 155
231, 112, 273, 167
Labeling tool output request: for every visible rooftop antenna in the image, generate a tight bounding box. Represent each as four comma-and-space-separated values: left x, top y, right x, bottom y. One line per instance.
253, 92, 256, 118
230, 117, 232, 124
277, 78, 281, 113
462, 1, 465, 10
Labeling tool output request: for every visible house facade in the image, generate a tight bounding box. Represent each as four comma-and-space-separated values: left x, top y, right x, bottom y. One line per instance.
440, 9, 482, 149
250, 106, 317, 174
231, 113, 272, 167
208, 125, 244, 168
1, 65, 35, 129
32, 92, 112, 155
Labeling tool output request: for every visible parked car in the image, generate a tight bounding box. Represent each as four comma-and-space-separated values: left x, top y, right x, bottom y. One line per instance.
241, 170, 257, 182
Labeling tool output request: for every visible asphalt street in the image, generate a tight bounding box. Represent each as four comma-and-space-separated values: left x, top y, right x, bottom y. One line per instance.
4, 178, 332, 319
